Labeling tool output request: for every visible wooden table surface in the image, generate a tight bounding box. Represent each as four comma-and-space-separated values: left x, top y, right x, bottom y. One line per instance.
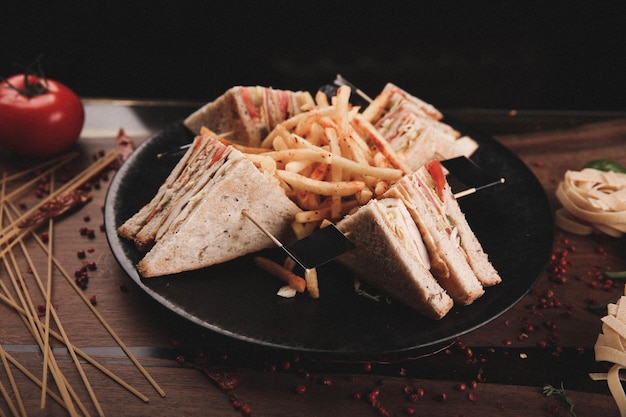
2, 101, 626, 417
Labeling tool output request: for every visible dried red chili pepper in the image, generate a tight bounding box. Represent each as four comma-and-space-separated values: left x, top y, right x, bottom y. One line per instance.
19, 189, 91, 228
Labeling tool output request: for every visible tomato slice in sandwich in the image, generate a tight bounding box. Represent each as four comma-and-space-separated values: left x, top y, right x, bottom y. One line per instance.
425, 159, 446, 198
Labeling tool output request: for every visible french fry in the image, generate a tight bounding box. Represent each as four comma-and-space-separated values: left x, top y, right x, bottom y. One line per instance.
320, 114, 338, 127
260, 124, 290, 149
325, 127, 344, 219
309, 162, 331, 181
315, 90, 330, 107
356, 189, 374, 205
307, 123, 325, 147
291, 219, 320, 240
276, 170, 365, 197
294, 163, 329, 209
374, 180, 390, 196
244, 154, 277, 175
247, 87, 413, 251
352, 114, 413, 174
294, 200, 361, 223
294, 190, 320, 210
360, 89, 390, 122
283, 256, 297, 271
349, 131, 376, 164
254, 257, 306, 293
276, 106, 337, 134
295, 113, 323, 137
319, 219, 334, 228
260, 148, 402, 181
305, 268, 320, 299
285, 159, 315, 173
334, 85, 351, 137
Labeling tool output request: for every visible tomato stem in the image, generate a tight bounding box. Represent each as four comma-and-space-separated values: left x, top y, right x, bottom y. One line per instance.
1, 55, 49, 98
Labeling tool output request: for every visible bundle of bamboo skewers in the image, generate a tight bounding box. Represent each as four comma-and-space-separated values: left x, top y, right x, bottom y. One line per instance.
0, 150, 164, 417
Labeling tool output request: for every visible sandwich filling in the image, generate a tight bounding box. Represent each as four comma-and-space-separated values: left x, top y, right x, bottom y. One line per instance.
135, 138, 231, 250
363, 83, 477, 171
413, 166, 461, 251
381, 199, 430, 269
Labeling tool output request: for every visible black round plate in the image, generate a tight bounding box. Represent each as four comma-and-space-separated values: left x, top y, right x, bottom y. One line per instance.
104, 121, 553, 357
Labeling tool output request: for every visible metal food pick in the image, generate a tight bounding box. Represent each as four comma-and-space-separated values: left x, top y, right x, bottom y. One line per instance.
241, 210, 355, 270
441, 156, 506, 198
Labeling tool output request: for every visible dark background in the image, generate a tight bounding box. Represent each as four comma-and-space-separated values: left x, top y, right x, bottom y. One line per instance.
2, 1, 625, 110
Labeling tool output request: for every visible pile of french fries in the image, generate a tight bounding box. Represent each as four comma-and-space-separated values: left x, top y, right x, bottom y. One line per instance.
204, 86, 410, 238
202, 86, 415, 298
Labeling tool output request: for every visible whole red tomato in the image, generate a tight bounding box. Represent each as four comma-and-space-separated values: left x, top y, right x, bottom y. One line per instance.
0, 74, 85, 158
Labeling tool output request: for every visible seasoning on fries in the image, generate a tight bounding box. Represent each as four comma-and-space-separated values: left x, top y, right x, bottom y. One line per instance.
246, 85, 409, 238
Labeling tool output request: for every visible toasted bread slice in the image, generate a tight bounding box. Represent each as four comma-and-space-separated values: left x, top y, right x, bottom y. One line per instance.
117, 134, 223, 244
441, 182, 502, 286
361, 83, 478, 171
384, 165, 486, 305
118, 134, 301, 278
135, 146, 300, 277
336, 198, 453, 319
184, 86, 315, 147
